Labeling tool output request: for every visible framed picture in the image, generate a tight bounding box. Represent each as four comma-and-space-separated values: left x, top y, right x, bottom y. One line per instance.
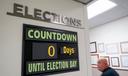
91, 54, 99, 67
90, 42, 97, 53
106, 43, 119, 54
97, 43, 105, 53
120, 41, 128, 54
111, 57, 120, 67
100, 56, 110, 65
120, 55, 128, 67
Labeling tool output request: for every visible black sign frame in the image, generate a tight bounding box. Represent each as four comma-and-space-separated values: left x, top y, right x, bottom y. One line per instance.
22, 24, 79, 76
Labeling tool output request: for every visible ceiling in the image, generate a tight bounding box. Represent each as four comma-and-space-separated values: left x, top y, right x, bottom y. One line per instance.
73, 0, 93, 4
73, 0, 128, 28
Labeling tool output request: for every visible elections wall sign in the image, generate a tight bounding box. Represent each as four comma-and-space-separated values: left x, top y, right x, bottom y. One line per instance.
22, 24, 79, 76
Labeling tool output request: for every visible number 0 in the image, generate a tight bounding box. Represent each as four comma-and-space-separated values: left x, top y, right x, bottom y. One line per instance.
48, 45, 55, 57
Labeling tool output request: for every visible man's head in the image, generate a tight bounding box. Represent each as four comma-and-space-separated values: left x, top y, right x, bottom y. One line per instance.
97, 59, 109, 72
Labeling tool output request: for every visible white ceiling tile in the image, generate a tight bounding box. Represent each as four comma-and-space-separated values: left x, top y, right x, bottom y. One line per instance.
88, 0, 128, 28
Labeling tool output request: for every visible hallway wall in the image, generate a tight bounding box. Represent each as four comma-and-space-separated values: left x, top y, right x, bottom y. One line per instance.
90, 16, 128, 76
0, 0, 91, 76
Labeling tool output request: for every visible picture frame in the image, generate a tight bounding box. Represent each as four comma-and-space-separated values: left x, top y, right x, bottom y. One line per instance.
111, 57, 120, 67
91, 54, 99, 67
97, 43, 105, 53
90, 42, 97, 53
106, 43, 119, 54
120, 55, 128, 67
100, 56, 110, 65
120, 41, 128, 54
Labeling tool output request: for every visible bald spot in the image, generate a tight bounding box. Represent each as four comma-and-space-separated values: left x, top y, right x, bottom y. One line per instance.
97, 58, 109, 71
98, 59, 108, 65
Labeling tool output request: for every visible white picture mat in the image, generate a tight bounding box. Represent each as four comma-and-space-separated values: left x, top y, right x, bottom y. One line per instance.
98, 43, 105, 53
121, 55, 128, 67
91, 55, 98, 65
106, 43, 119, 54
111, 57, 119, 67
90, 42, 96, 53
121, 42, 128, 53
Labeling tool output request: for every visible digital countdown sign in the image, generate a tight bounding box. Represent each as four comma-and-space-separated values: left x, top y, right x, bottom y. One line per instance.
22, 24, 79, 76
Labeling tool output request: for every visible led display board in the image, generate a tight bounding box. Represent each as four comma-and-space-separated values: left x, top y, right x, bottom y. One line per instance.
22, 24, 79, 76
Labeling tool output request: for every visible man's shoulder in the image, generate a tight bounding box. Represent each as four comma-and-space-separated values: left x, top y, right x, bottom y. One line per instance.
102, 67, 119, 76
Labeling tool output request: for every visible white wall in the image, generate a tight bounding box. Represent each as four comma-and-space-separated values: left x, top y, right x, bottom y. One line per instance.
90, 16, 128, 76
0, 0, 91, 76
90, 16, 128, 43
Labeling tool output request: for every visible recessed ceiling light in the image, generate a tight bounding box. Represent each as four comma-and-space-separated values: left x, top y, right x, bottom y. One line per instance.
87, 0, 117, 19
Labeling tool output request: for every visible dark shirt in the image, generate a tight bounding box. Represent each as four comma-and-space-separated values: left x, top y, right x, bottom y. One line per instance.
101, 67, 119, 76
